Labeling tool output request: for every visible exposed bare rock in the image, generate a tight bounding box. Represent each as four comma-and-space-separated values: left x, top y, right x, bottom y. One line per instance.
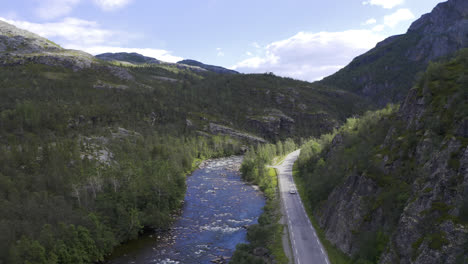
111, 127, 142, 139
246, 109, 294, 140
93, 80, 129, 90
209, 123, 266, 144
152, 76, 180, 83
0, 20, 61, 53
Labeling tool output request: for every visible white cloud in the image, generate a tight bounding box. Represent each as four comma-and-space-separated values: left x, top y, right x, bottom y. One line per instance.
1, 17, 114, 46
0, 17, 183, 63
384, 8, 415, 28
246, 51, 253, 56
363, 18, 377, 25
372, 24, 385, 32
251, 42, 261, 49
216, 47, 225, 57
74, 46, 183, 62
92, 0, 133, 11
232, 30, 385, 81
362, 0, 404, 9
35, 0, 80, 20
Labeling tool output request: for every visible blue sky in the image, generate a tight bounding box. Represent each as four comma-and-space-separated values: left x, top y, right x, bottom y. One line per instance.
1, 0, 443, 81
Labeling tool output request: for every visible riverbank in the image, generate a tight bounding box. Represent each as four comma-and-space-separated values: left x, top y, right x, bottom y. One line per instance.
106, 156, 265, 264
105, 158, 205, 262
230, 140, 296, 264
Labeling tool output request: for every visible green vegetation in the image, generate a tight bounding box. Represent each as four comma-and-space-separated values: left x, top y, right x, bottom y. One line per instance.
292, 165, 352, 264
231, 140, 296, 264
296, 105, 399, 209
294, 49, 468, 263
0, 45, 369, 263
321, 32, 424, 104
0, 128, 242, 263
2, 18, 467, 264
428, 232, 449, 250
0, 61, 245, 263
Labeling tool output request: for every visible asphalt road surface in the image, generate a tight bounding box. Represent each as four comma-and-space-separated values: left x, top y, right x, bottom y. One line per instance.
275, 150, 330, 264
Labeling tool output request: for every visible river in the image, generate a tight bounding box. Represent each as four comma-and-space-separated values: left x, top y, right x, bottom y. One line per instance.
107, 156, 265, 264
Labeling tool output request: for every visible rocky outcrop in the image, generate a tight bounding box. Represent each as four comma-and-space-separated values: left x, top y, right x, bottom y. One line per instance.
378, 141, 468, 264
318, 174, 380, 254
0, 20, 62, 53
246, 109, 294, 140
209, 123, 267, 144
315, 50, 468, 263
0, 20, 135, 80
93, 80, 129, 90
407, 0, 468, 62
321, 0, 468, 106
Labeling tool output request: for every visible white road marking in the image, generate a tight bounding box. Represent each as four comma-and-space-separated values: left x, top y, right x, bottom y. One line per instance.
279, 150, 330, 264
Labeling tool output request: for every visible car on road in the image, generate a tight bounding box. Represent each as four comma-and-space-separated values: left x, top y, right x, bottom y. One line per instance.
289, 185, 297, 194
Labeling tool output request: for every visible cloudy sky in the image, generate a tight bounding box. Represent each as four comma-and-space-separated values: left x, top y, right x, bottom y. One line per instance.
1, 0, 443, 81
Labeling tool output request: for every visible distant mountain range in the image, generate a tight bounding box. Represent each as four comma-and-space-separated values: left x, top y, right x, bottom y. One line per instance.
96, 52, 162, 65
95, 52, 238, 75
177, 59, 239, 75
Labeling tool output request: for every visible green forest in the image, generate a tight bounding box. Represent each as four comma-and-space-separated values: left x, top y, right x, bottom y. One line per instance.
0, 51, 359, 263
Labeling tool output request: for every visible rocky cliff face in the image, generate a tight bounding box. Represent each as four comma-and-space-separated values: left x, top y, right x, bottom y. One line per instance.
315, 50, 468, 263
246, 109, 295, 141
321, 0, 468, 106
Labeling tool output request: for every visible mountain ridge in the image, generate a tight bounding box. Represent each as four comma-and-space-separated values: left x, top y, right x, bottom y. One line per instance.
320, 0, 468, 106
177, 59, 239, 74
96, 52, 163, 65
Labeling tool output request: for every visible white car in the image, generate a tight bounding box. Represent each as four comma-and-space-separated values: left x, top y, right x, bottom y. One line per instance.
289, 188, 297, 194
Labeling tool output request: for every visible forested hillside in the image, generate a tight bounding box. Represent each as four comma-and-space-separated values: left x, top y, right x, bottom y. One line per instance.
0, 61, 247, 263
296, 49, 468, 264
0, 19, 368, 264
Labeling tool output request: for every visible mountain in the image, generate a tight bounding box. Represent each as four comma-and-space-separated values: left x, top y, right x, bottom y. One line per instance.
321, 0, 468, 106
96, 52, 162, 65
0, 20, 61, 53
177, 59, 239, 74
297, 49, 468, 264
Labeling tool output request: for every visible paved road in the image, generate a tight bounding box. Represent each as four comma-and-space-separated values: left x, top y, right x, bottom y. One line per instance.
275, 150, 330, 264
